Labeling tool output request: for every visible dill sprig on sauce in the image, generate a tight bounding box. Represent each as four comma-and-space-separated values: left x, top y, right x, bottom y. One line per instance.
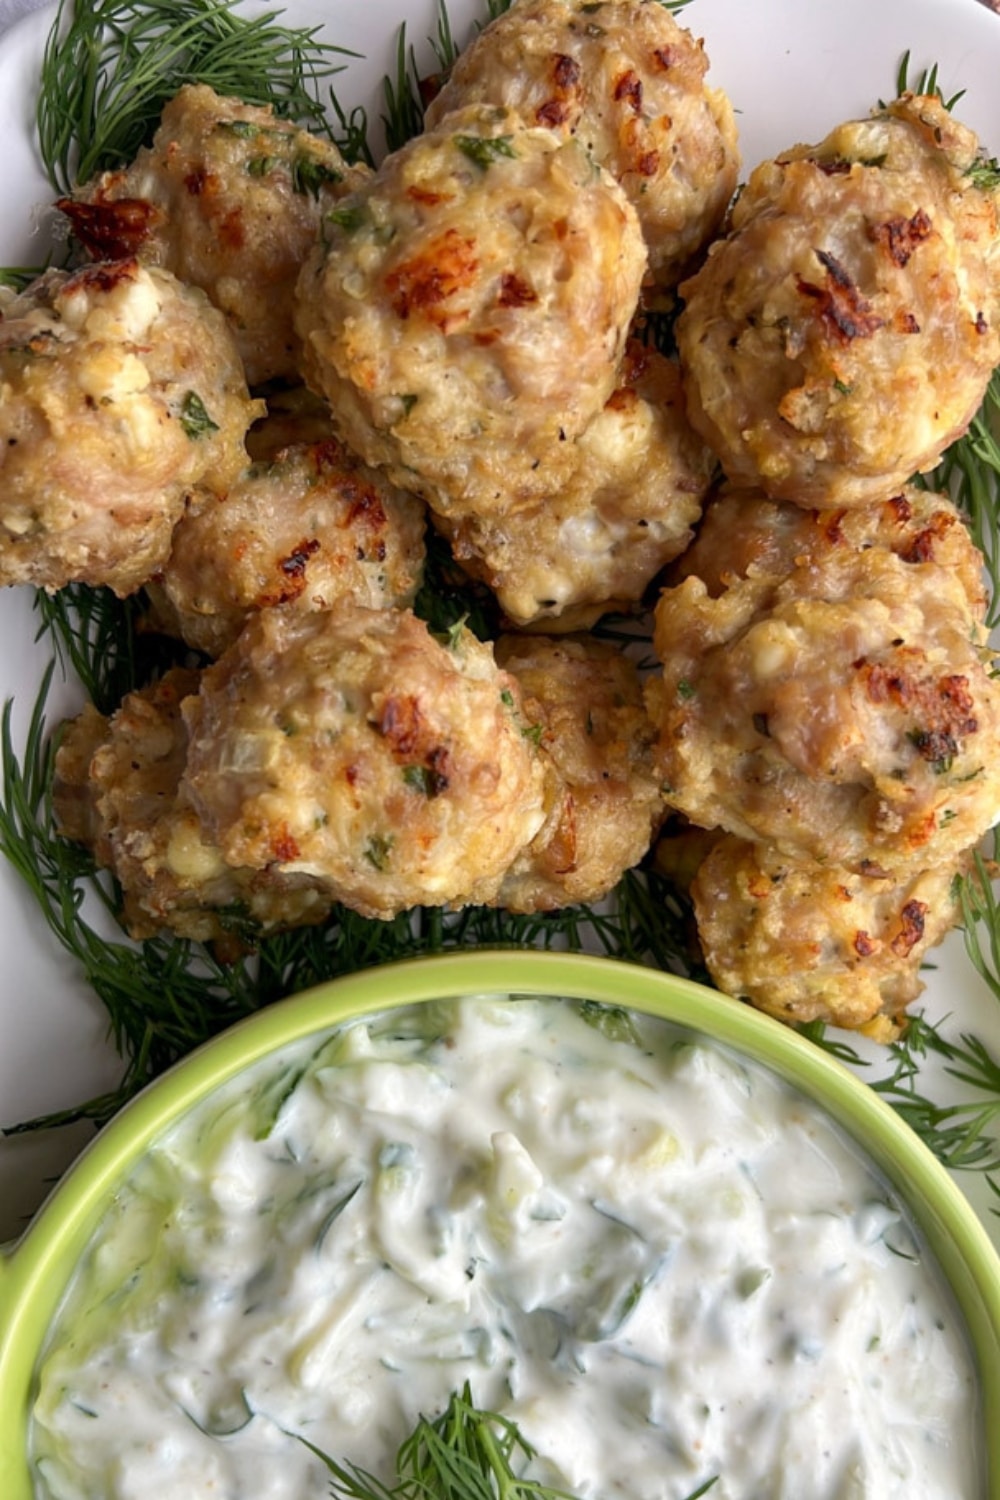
297, 1383, 718, 1500
36, 0, 355, 194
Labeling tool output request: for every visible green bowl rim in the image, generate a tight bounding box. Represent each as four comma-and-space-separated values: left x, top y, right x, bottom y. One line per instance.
2, 950, 998, 1495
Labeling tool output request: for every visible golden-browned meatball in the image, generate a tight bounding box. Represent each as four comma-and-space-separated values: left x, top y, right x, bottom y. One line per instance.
425, 0, 738, 288
647, 486, 1000, 875
436, 342, 714, 628
147, 426, 427, 657
676, 94, 1000, 507
492, 633, 662, 910
53, 671, 332, 943
690, 833, 968, 1039
294, 104, 646, 518
181, 605, 548, 920
60, 85, 368, 386
0, 260, 258, 596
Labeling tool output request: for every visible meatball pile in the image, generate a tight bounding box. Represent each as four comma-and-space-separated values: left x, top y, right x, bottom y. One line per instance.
16, 0, 738, 941
648, 489, 1000, 1035
293, 0, 729, 625
642, 85, 1000, 1037
5, 0, 998, 1037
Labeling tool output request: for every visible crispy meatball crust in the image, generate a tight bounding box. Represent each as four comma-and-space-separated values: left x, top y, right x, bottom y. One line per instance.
61, 85, 368, 386
52, 671, 332, 942
647, 486, 1000, 875
294, 104, 646, 517
436, 342, 714, 628
147, 425, 427, 657
0, 260, 258, 596
492, 634, 662, 910
690, 833, 967, 1038
180, 606, 548, 919
424, 0, 738, 288
676, 95, 1000, 507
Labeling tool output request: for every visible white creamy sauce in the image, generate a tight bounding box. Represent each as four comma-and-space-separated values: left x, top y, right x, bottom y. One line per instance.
29, 996, 983, 1500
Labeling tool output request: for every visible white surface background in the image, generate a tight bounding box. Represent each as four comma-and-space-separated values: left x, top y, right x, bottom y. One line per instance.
1, 0, 1000, 1253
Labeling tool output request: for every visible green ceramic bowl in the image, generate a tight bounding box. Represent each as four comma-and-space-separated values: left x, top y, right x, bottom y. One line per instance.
2, 950, 999, 1497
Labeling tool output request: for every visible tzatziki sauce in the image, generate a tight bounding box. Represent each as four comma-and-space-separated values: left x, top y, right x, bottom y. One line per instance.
29, 995, 983, 1499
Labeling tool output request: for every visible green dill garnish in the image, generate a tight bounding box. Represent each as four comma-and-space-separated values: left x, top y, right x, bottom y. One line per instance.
364, 833, 395, 871
578, 999, 642, 1047
924, 366, 1000, 628
0, 265, 44, 292
382, 25, 426, 155
291, 154, 343, 198
965, 155, 1000, 192
179, 390, 220, 439
799, 1011, 1000, 1186
892, 50, 966, 112
295, 1382, 716, 1500
676, 679, 696, 701
402, 764, 448, 798
216, 117, 262, 139
247, 153, 281, 177
37, 0, 354, 195
315, 1179, 364, 1250
453, 133, 517, 170
327, 203, 369, 234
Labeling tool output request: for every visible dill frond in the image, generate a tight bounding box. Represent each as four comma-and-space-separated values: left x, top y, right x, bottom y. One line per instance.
381, 24, 426, 155
871, 1014, 1000, 1176
796, 1012, 1000, 1186
893, 50, 966, 111
297, 1382, 712, 1500
925, 368, 1000, 629
31, 585, 191, 716
37, 0, 355, 194
0, 266, 45, 291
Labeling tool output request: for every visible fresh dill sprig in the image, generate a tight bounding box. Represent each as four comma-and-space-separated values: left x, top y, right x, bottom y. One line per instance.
893, 50, 966, 111
381, 24, 426, 156
431, 0, 462, 74
926, 368, 1000, 628
872, 1016, 1000, 1176
37, 0, 355, 194
297, 1383, 717, 1500
959, 837, 1000, 1001
0, 265, 45, 291
31, 585, 189, 717
327, 92, 375, 170
800, 1012, 1000, 1187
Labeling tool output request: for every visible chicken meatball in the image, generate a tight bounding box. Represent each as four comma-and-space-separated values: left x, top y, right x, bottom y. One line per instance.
493, 633, 662, 910
0, 260, 258, 596
676, 94, 1000, 507
147, 421, 427, 657
60, 84, 369, 386
425, 0, 738, 288
294, 104, 646, 518
647, 486, 1000, 875
436, 341, 714, 628
690, 833, 968, 1039
53, 670, 332, 943
181, 605, 548, 920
